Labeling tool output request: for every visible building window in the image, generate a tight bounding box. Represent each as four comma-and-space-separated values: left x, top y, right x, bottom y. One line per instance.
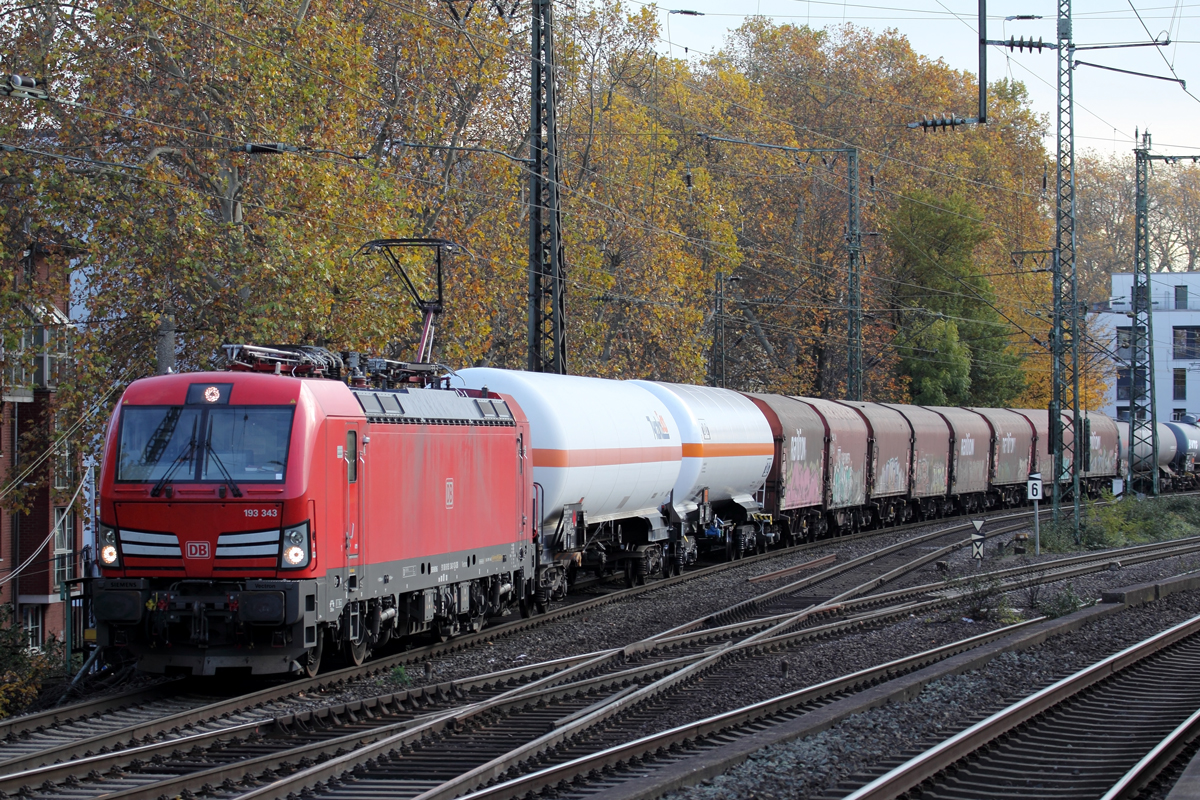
2, 304, 71, 392
1117, 327, 1132, 361
1116, 368, 1148, 401
1175, 327, 1200, 359
1178, 285, 1190, 310
1176, 369, 1188, 401
1175, 409, 1189, 421
21, 605, 42, 650
54, 507, 74, 592
1116, 406, 1146, 421
53, 438, 73, 491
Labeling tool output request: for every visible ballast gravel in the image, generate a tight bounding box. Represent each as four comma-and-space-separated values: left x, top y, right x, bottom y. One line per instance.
296, 539, 1200, 716
663, 588, 1200, 800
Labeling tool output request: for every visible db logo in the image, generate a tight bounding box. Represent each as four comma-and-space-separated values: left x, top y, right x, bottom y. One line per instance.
185, 541, 210, 559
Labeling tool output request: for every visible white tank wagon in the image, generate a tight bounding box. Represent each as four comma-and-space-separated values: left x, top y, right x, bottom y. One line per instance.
632, 381, 775, 559
1115, 419, 1179, 490
455, 368, 684, 589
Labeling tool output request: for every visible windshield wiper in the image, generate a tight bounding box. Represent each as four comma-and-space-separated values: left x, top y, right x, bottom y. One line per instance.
204, 418, 243, 498
151, 419, 198, 497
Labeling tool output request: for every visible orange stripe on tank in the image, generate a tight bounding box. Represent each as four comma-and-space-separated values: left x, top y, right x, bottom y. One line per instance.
531, 446, 681, 468
680, 442, 775, 458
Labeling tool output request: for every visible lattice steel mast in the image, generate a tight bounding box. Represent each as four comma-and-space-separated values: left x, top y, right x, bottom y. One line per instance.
1050, 0, 1082, 533
527, 0, 567, 374
846, 148, 863, 401
1128, 131, 1159, 494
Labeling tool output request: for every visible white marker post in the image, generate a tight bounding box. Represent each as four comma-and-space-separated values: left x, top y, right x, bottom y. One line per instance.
1027, 472, 1043, 556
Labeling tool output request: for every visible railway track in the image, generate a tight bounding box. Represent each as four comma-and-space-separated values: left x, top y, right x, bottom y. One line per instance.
0, 508, 1053, 799
44, 529, 1190, 800
841, 610, 1200, 800
0, 504, 1053, 753
7, 502, 1194, 800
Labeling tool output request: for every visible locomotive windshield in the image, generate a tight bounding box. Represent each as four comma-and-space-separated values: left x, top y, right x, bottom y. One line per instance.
117, 406, 294, 483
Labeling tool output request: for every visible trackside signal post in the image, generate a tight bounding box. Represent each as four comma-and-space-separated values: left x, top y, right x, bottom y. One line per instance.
1028, 472, 1042, 555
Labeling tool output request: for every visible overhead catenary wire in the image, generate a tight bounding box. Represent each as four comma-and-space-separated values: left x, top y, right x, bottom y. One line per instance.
0, 475, 88, 588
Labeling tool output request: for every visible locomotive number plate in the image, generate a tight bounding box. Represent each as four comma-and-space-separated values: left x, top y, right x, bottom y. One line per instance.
244, 508, 280, 518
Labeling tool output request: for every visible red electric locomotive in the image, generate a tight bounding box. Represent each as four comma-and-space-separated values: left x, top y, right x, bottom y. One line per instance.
91, 346, 538, 676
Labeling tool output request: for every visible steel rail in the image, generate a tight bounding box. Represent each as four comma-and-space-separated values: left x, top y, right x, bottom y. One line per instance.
841, 534, 1200, 613
0, 648, 602, 775
1100, 706, 1200, 800
436, 619, 1049, 800
11, 645, 715, 799
0, 680, 184, 743
246, 541, 1040, 800
398, 537, 1200, 800
65, 524, 1200, 800
842, 611, 1200, 800
81, 655, 686, 800
0, 512, 1002, 773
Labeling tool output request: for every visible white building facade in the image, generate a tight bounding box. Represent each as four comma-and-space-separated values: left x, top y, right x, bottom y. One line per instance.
1095, 272, 1200, 423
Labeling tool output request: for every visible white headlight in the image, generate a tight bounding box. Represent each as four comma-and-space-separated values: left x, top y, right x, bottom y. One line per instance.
288, 529, 304, 545
283, 545, 306, 565
101, 545, 119, 565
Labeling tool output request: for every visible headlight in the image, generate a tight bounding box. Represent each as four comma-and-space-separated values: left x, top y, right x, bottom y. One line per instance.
278, 521, 310, 569
99, 523, 117, 545
101, 544, 120, 566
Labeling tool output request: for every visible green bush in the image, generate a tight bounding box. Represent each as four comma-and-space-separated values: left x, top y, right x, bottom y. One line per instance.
1039, 583, 1088, 619
1038, 493, 1200, 553
0, 604, 65, 719
390, 665, 412, 686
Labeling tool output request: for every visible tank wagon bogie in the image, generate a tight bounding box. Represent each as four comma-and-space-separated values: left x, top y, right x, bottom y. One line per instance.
632, 381, 775, 561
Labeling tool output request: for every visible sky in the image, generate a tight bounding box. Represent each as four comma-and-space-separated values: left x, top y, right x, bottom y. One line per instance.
636, 0, 1200, 159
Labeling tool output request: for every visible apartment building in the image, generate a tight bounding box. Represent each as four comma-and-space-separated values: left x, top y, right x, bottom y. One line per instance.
1096, 271, 1200, 423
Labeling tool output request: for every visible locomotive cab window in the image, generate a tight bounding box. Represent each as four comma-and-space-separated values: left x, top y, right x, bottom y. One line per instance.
116, 405, 294, 483
346, 430, 357, 483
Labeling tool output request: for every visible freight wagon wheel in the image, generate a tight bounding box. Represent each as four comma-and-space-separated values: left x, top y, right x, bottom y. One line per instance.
301, 627, 325, 678
344, 635, 368, 667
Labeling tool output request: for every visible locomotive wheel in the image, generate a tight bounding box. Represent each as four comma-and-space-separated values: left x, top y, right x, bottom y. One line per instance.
345, 635, 368, 667
301, 627, 325, 678
624, 561, 637, 588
